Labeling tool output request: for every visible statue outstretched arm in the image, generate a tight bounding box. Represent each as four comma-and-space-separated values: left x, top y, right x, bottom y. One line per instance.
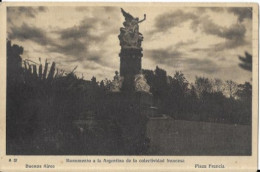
138, 14, 146, 23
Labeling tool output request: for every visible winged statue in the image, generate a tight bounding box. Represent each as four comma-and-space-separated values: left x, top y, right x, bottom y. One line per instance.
119, 8, 146, 49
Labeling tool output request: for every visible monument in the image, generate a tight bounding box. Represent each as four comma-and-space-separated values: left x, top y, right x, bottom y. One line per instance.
111, 8, 150, 93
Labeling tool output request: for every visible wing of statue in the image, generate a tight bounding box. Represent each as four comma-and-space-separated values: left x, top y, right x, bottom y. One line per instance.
121, 8, 134, 22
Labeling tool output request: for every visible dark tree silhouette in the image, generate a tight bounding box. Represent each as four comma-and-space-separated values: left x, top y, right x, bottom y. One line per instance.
100, 80, 105, 89
195, 76, 213, 97
213, 78, 224, 93
238, 51, 252, 72
7, 40, 23, 83
236, 82, 252, 102
91, 76, 97, 84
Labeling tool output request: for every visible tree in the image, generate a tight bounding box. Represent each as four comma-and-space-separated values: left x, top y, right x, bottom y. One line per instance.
100, 80, 105, 90
142, 69, 155, 87
143, 66, 168, 102
103, 78, 112, 91
236, 82, 252, 102
213, 78, 224, 93
194, 76, 213, 97
225, 80, 238, 99
189, 84, 198, 98
172, 71, 189, 93
161, 71, 189, 115
235, 82, 252, 124
91, 76, 97, 84
238, 51, 252, 72
7, 40, 23, 83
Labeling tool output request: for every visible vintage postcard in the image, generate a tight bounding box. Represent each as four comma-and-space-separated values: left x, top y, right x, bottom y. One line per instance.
0, 2, 258, 171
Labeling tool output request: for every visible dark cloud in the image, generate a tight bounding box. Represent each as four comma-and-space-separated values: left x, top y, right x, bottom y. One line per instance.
146, 47, 219, 74
228, 7, 252, 22
175, 39, 197, 48
8, 23, 51, 45
103, 7, 118, 12
55, 15, 117, 42
208, 23, 246, 50
208, 7, 225, 12
145, 47, 184, 64
191, 48, 208, 52
75, 6, 118, 13
57, 25, 90, 40
82, 62, 100, 70
212, 38, 246, 51
49, 40, 86, 60
201, 19, 246, 41
152, 10, 197, 33
8, 8, 118, 70
151, 8, 249, 50
202, 20, 246, 48
7, 6, 47, 18
50, 15, 118, 63
220, 24, 246, 40
196, 7, 252, 22
7, 22, 89, 61
196, 7, 225, 13
151, 7, 236, 34
7, 7, 48, 26
191, 39, 245, 60
183, 58, 219, 74
195, 7, 206, 13
192, 16, 247, 50
196, 7, 252, 23
87, 55, 112, 67
88, 55, 101, 62
38, 6, 47, 12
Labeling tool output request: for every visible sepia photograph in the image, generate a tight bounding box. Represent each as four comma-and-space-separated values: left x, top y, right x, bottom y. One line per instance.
5, 4, 255, 157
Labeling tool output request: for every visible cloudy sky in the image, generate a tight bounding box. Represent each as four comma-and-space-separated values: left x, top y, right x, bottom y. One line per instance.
7, 5, 252, 83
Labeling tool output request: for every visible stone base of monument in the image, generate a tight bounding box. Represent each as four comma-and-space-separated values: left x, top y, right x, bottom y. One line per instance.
105, 91, 153, 154
110, 73, 150, 92
109, 72, 158, 118
107, 91, 153, 114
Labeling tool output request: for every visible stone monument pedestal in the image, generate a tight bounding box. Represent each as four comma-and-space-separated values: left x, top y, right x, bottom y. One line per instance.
107, 91, 153, 115
105, 91, 152, 154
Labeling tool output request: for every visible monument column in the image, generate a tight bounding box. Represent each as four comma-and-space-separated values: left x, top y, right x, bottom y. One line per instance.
118, 8, 146, 92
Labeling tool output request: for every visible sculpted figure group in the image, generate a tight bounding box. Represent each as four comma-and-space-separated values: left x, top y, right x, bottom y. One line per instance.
119, 8, 146, 49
